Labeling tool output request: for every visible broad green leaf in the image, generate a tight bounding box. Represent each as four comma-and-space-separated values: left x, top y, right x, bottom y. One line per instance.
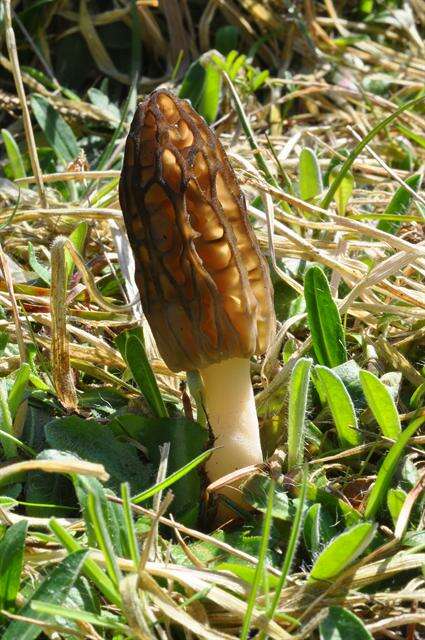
364, 416, 425, 519
377, 174, 422, 234
308, 522, 376, 583
304, 266, 347, 368
3, 550, 88, 640
30, 93, 79, 164
387, 487, 407, 527
28, 241, 51, 285
111, 414, 208, 522
287, 357, 312, 469
320, 606, 373, 640
299, 148, 323, 200
65, 222, 88, 281
314, 366, 361, 448
45, 417, 151, 494
1, 129, 26, 179
116, 328, 168, 418
0, 520, 27, 610
359, 370, 401, 439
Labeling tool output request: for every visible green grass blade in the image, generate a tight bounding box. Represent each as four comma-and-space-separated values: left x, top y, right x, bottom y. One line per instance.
287, 358, 312, 470
321, 94, 425, 209
30, 601, 129, 632
304, 265, 347, 368
364, 416, 425, 520
314, 366, 361, 448
359, 370, 401, 440
240, 479, 275, 640
260, 466, 307, 638
87, 491, 123, 589
120, 482, 140, 565
132, 448, 213, 504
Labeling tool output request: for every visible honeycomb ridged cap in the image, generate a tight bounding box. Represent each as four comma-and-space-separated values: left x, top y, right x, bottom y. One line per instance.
119, 90, 275, 372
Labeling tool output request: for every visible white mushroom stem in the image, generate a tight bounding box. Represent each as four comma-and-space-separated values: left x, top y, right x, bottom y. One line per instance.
201, 357, 263, 495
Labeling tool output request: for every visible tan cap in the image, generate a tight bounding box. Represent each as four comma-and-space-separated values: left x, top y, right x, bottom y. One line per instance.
119, 90, 275, 372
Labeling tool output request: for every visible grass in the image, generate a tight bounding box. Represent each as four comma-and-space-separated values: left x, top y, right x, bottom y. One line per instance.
0, 1, 425, 638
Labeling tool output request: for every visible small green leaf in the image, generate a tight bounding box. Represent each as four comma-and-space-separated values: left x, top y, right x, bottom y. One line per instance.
304, 266, 347, 368
299, 148, 323, 201
314, 366, 361, 448
0, 520, 27, 610
309, 522, 376, 583
28, 242, 51, 285
116, 328, 168, 418
65, 222, 88, 281
3, 550, 88, 640
329, 167, 354, 215
364, 416, 425, 520
320, 606, 373, 640
378, 174, 422, 234
30, 93, 79, 164
1, 129, 26, 179
359, 370, 401, 439
287, 357, 312, 470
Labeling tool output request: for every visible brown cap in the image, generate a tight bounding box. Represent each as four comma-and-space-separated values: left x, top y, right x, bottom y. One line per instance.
119, 90, 275, 372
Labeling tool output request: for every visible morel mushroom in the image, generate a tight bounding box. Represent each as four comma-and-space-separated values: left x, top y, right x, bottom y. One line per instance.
119, 90, 275, 505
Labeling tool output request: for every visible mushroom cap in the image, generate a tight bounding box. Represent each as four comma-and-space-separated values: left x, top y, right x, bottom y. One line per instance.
119, 90, 275, 372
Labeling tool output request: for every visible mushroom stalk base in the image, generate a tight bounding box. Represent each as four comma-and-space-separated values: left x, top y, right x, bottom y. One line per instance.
201, 358, 263, 503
